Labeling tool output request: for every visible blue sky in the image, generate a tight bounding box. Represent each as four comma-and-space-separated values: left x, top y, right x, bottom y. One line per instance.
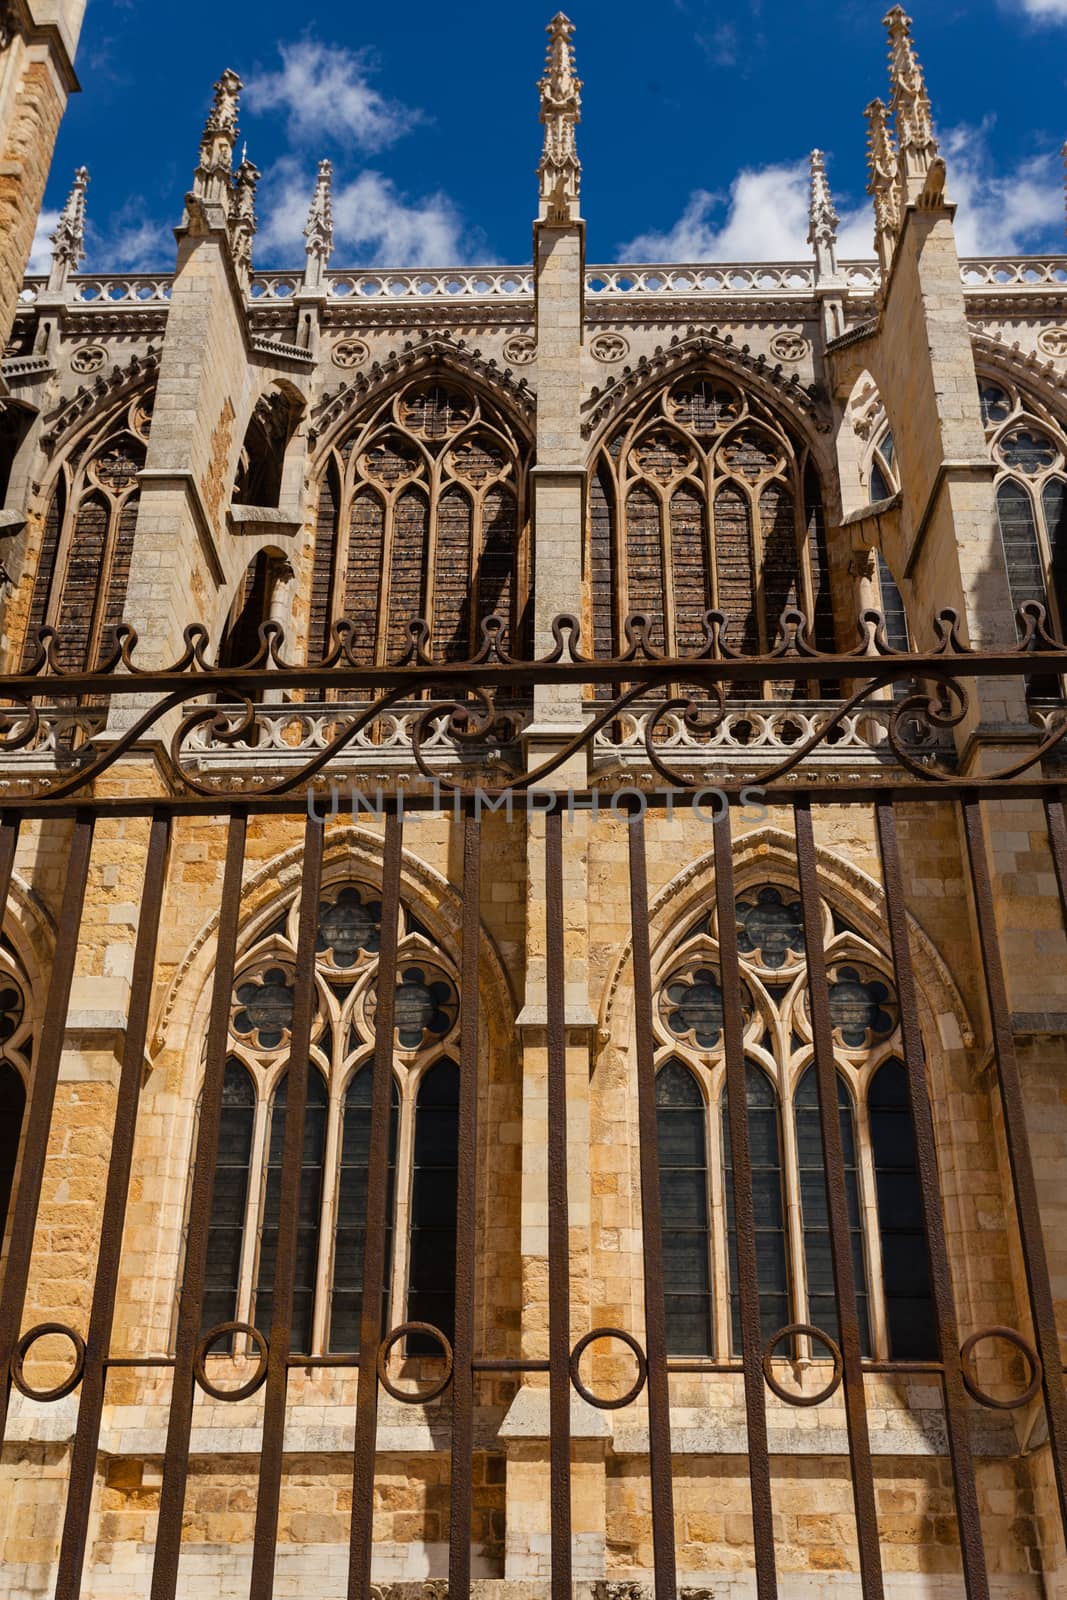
29, 0, 1067, 273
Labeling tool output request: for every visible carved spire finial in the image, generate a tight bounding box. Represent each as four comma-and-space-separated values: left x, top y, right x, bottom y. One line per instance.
48, 166, 89, 288
229, 155, 259, 288
807, 149, 840, 280
538, 12, 582, 224
866, 98, 901, 274
303, 159, 334, 289
884, 7, 940, 199
188, 68, 243, 225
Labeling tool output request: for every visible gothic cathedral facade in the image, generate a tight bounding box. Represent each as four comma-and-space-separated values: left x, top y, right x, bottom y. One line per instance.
1, 9, 1067, 1600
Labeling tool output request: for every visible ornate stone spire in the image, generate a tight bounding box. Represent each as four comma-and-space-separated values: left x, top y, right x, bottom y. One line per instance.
884, 7, 940, 200
807, 149, 839, 280
303, 159, 334, 289
538, 12, 581, 224
866, 98, 901, 274
188, 68, 243, 227
48, 166, 89, 289
229, 155, 259, 288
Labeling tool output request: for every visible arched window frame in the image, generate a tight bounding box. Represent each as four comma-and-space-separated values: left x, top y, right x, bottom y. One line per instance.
309, 375, 531, 666
651, 878, 931, 1363
20, 389, 153, 672
979, 376, 1067, 650
0, 943, 35, 1262
178, 878, 465, 1358
588, 369, 835, 695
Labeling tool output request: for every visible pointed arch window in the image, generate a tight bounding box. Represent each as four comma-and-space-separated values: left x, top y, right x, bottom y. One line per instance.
656, 1059, 712, 1355
589, 373, 835, 693
650, 883, 936, 1362
184, 883, 463, 1360
979, 380, 1067, 689
310, 378, 529, 665
20, 392, 153, 671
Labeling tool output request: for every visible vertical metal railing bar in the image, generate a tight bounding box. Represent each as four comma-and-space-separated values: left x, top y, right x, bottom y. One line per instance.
54, 812, 172, 1600
794, 801, 885, 1600
712, 811, 778, 1600
627, 812, 678, 1600
448, 801, 482, 1596
962, 795, 1067, 1531
249, 815, 326, 1600
874, 799, 989, 1600
347, 806, 403, 1600
150, 810, 248, 1600
545, 806, 572, 1600
0, 812, 92, 1444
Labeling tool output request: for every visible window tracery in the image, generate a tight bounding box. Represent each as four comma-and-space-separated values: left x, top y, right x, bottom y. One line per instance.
588, 374, 835, 693
19, 392, 153, 671
980, 379, 1067, 687
652, 881, 933, 1362
310, 378, 529, 666
187, 882, 461, 1357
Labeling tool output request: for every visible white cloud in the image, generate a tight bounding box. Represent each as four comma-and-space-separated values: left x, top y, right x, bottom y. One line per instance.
1003, 0, 1067, 18
26, 210, 59, 275
244, 41, 418, 152
620, 125, 1063, 263
256, 158, 469, 268
92, 198, 172, 272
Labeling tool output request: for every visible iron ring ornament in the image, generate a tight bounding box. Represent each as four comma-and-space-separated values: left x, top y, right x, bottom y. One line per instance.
193, 1322, 269, 1402
10, 1322, 86, 1402
376, 1322, 454, 1401
569, 1327, 648, 1409
762, 1324, 844, 1406
3, 601, 1067, 805
959, 1326, 1043, 1410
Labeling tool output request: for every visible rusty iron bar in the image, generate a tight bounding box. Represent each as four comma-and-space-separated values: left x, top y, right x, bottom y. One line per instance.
874, 799, 990, 1600
713, 810, 777, 1600
150, 811, 248, 1600
9, 781, 1067, 824
347, 806, 404, 1600
545, 805, 573, 1600
249, 814, 326, 1599
54, 813, 172, 1600
448, 801, 482, 1594
0, 812, 92, 1445
627, 813, 679, 1600
963, 796, 1067, 1529
794, 800, 885, 1600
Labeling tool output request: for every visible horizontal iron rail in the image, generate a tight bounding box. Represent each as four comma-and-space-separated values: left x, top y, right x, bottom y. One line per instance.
0, 647, 1064, 698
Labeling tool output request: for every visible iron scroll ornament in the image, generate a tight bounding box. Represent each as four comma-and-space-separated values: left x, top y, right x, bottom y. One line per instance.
0, 603, 1066, 804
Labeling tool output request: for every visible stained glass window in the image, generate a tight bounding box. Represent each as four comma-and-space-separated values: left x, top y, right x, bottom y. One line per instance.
408, 1058, 461, 1353
0, 1061, 25, 1248
794, 1066, 869, 1354
200, 1059, 256, 1338
254, 1069, 328, 1354
869, 1058, 936, 1358
330, 1065, 400, 1352
722, 1064, 789, 1352
656, 1060, 712, 1355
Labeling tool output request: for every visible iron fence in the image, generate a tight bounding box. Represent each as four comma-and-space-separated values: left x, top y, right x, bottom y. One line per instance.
0, 603, 1065, 1600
